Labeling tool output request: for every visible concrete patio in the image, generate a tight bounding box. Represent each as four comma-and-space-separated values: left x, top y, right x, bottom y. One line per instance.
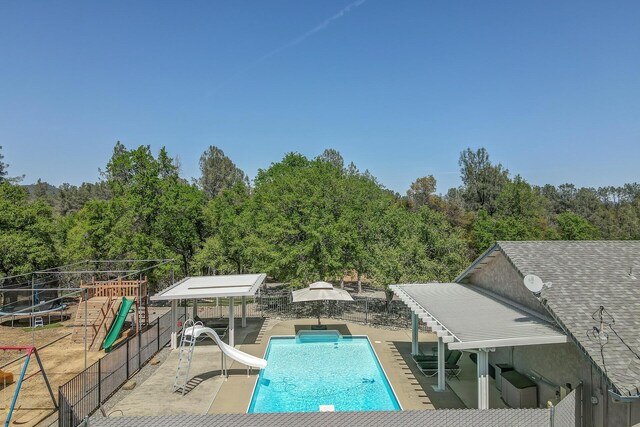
104, 316, 484, 418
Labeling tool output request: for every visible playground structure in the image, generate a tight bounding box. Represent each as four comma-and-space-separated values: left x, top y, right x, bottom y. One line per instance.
74, 277, 150, 351
0, 259, 176, 427
1, 346, 57, 427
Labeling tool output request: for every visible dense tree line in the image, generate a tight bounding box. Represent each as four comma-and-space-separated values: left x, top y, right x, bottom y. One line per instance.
1, 144, 638, 292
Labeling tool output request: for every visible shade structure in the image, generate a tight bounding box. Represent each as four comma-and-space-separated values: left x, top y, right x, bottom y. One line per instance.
151, 274, 266, 300
151, 273, 267, 348
292, 281, 353, 327
291, 281, 354, 303
391, 282, 567, 409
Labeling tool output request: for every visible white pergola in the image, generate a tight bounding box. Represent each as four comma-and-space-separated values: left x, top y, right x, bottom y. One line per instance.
390, 283, 568, 409
151, 274, 267, 348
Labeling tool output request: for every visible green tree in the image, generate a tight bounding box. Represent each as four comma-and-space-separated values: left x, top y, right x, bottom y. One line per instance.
250, 153, 345, 286
470, 176, 551, 253
0, 146, 7, 183
459, 147, 509, 214
55, 182, 111, 215
406, 175, 437, 210
198, 146, 248, 199
63, 143, 202, 277
193, 181, 253, 274
555, 212, 600, 240
370, 203, 469, 301
155, 181, 206, 275
340, 169, 391, 292
318, 148, 345, 171
0, 182, 58, 275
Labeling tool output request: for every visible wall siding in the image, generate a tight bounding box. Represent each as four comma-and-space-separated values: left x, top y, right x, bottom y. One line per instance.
467, 250, 547, 315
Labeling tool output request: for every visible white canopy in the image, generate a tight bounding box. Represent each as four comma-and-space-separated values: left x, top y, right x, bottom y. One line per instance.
291, 281, 354, 302
391, 283, 566, 350
152, 273, 266, 348
151, 274, 266, 301
392, 282, 567, 409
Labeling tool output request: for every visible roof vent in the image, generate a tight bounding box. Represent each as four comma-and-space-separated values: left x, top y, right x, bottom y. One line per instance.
628, 267, 637, 280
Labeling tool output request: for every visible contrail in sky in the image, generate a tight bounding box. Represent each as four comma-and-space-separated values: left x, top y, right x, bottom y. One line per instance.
213, 0, 367, 92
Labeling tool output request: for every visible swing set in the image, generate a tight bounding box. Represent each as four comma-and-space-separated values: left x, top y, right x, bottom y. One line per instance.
1, 346, 57, 427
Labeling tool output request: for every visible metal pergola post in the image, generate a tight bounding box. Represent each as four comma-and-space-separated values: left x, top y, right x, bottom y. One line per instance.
477, 348, 492, 409
228, 297, 235, 347
241, 296, 247, 328
170, 300, 178, 349
437, 336, 446, 392
411, 312, 419, 355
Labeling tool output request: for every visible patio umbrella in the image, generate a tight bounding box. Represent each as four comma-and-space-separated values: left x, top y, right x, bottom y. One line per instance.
291, 281, 354, 326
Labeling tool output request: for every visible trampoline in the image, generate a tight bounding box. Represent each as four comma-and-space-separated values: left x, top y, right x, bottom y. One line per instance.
0, 302, 67, 327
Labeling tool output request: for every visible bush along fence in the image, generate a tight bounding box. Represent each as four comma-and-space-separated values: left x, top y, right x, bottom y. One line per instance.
58, 310, 185, 427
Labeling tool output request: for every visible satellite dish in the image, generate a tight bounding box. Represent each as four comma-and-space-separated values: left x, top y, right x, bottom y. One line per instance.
523, 274, 544, 293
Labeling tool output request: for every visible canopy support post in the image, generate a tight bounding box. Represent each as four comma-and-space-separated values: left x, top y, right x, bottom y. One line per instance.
411, 312, 419, 356
241, 296, 247, 328
170, 300, 178, 349
477, 348, 491, 409
228, 297, 235, 347
436, 336, 446, 391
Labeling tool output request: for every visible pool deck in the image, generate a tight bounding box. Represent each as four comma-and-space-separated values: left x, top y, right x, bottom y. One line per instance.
106, 317, 468, 417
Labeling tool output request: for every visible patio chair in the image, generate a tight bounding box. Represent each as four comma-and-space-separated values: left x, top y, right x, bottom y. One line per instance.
412, 349, 453, 363
417, 350, 463, 380
193, 316, 228, 341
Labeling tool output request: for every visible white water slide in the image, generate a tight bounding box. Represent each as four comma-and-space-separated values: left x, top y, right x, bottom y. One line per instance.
184, 324, 267, 377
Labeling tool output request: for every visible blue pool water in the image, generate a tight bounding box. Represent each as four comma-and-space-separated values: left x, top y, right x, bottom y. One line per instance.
248, 333, 401, 413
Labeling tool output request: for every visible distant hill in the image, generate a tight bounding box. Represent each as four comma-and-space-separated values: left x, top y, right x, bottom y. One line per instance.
22, 181, 60, 198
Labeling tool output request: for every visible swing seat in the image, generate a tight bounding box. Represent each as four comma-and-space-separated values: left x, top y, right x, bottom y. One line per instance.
0, 369, 14, 386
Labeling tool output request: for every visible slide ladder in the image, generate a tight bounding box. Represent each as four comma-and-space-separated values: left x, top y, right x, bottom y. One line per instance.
172, 319, 199, 395
72, 296, 110, 345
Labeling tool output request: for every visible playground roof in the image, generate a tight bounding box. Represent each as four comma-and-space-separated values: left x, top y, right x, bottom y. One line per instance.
150, 274, 267, 300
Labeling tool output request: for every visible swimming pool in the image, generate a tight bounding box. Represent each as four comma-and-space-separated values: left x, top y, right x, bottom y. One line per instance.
248, 331, 401, 413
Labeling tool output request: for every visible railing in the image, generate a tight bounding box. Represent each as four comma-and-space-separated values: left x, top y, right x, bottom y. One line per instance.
80, 277, 148, 299
58, 309, 184, 427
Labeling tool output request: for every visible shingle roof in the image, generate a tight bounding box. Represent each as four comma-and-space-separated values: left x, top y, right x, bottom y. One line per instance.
462, 241, 640, 397
91, 409, 551, 427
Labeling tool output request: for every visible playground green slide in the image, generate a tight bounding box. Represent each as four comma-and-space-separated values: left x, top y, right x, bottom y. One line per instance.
102, 297, 135, 352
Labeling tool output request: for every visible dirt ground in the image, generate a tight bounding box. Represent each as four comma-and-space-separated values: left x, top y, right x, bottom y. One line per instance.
0, 303, 102, 427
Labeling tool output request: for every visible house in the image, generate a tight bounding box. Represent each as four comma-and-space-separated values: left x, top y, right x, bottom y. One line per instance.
454, 241, 640, 426
88, 241, 639, 427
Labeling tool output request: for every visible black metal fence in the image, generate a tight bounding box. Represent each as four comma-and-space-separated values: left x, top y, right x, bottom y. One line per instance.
58, 310, 183, 427
59, 292, 421, 426
195, 293, 426, 331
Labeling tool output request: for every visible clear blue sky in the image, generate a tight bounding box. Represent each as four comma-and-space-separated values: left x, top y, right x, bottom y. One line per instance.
1, 1, 639, 193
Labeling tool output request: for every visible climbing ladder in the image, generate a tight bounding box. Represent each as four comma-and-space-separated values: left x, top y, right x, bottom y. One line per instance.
172, 319, 200, 396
